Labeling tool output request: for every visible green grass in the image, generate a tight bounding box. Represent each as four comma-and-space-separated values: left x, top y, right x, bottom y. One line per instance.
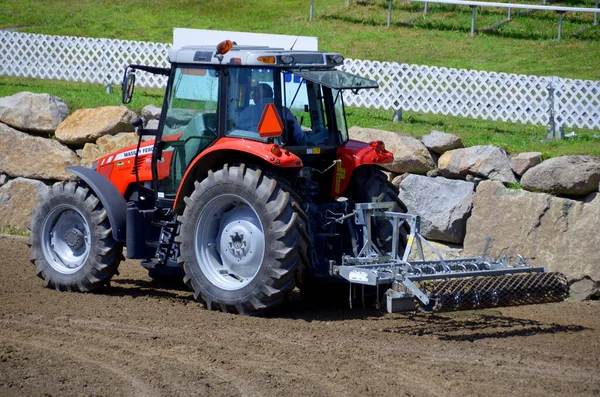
2, 76, 598, 158
0, 0, 598, 80
1, 0, 599, 157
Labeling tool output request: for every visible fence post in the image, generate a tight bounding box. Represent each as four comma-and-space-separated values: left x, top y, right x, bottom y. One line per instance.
388, 0, 393, 27
470, 6, 477, 36
310, 0, 314, 21
556, 11, 567, 41
595, 0, 598, 26
424, 2, 429, 15
508, 0, 512, 20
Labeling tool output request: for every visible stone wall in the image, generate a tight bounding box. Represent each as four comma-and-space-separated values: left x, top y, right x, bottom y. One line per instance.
349, 127, 600, 299
0, 92, 150, 233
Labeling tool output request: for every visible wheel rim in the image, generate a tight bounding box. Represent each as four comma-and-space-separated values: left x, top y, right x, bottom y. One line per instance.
194, 194, 265, 291
41, 204, 91, 275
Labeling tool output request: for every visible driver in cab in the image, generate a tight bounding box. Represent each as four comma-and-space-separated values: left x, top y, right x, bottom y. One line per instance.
238, 83, 304, 145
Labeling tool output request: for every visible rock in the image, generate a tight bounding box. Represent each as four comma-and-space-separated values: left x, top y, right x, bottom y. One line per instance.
0, 123, 79, 180
0, 178, 49, 232
399, 175, 474, 243
464, 181, 600, 283
0, 92, 68, 134
55, 106, 137, 145
408, 240, 464, 262
0, 174, 7, 187
510, 152, 542, 176
421, 130, 464, 154
141, 104, 162, 122
438, 145, 517, 183
80, 132, 139, 168
145, 119, 159, 130
348, 126, 435, 174
391, 173, 408, 188
521, 155, 600, 196
569, 278, 599, 301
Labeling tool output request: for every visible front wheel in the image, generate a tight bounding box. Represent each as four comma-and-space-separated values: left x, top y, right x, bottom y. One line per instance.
27, 182, 123, 291
176, 164, 300, 314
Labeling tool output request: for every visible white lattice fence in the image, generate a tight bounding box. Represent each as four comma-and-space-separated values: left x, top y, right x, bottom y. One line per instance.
1, 31, 599, 130
341, 59, 600, 130
0, 31, 171, 88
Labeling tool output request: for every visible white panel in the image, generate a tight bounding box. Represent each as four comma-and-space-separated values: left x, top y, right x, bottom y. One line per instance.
173, 28, 318, 51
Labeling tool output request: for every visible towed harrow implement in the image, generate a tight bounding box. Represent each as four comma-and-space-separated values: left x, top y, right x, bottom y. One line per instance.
332, 203, 569, 313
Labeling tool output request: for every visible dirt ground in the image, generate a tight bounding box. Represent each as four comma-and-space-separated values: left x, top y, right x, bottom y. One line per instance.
1, 235, 599, 397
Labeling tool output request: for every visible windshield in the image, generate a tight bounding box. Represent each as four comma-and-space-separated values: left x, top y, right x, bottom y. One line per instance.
225, 67, 350, 148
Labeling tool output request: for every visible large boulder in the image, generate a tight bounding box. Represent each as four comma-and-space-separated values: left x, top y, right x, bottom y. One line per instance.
141, 104, 162, 123
437, 145, 517, 183
510, 152, 542, 176
80, 132, 139, 168
0, 178, 49, 232
421, 130, 464, 154
348, 126, 435, 174
464, 181, 600, 298
521, 155, 600, 196
408, 240, 464, 262
55, 106, 136, 145
0, 92, 68, 134
0, 123, 79, 180
399, 175, 474, 243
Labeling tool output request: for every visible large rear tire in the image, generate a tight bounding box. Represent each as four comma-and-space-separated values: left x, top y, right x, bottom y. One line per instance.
346, 165, 408, 253
27, 182, 123, 292
176, 164, 301, 314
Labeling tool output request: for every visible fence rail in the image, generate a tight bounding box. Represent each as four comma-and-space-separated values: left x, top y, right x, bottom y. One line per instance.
1, 31, 599, 132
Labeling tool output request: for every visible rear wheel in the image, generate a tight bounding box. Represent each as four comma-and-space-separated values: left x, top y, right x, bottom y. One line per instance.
176, 164, 300, 314
346, 165, 408, 252
27, 182, 123, 291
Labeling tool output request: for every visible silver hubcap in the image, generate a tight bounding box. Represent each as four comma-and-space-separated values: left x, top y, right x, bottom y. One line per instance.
195, 194, 265, 291
41, 205, 91, 274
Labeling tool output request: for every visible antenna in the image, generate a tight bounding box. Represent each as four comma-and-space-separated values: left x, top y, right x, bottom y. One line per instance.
290, 17, 310, 50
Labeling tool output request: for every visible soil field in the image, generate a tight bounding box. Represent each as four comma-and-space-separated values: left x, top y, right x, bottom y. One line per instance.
1, 234, 599, 397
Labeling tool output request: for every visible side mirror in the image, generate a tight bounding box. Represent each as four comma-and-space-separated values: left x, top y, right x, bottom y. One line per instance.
122, 73, 136, 104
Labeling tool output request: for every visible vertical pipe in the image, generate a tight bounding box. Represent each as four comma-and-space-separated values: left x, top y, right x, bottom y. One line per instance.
424, 2, 429, 15
547, 82, 555, 139
595, 0, 598, 26
557, 11, 565, 41
470, 6, 476, 36
310, 0, 314, 21
508, 0, 512, 20
347, 0, 351, 6
388, 0, 393, 27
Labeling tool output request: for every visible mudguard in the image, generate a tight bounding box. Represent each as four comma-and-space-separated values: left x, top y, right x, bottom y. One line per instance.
65, 166, 127, 242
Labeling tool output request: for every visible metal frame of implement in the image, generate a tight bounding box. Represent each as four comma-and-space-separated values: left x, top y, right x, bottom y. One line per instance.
330, 202, 565, 313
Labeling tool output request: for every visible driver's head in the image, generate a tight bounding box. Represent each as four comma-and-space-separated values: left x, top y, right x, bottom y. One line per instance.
251, 83, 273, 104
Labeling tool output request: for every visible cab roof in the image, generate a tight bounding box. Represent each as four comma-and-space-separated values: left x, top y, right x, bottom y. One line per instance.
168, 44, 345, 68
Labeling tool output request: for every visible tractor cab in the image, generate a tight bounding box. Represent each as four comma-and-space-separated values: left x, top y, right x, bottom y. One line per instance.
121, 41, 379, 201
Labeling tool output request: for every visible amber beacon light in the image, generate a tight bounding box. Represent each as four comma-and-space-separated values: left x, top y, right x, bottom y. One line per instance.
216, 40, 233, 55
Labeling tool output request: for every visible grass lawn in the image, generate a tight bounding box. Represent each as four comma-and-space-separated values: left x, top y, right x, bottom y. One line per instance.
0, 0, 598, 157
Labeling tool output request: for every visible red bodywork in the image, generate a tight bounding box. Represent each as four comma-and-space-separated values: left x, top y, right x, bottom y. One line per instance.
95, 136, 392, 202
331, 139, 394, 196
95, 139, 173, 195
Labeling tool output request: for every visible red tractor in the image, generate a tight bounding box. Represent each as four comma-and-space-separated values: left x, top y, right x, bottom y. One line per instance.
28, 41, 567, 314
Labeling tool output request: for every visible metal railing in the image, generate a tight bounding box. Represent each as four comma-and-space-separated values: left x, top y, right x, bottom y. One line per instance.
333, 0, 600, 39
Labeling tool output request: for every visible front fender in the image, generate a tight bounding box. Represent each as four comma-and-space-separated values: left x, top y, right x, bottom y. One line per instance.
331, 139, 394, 196
66, 166, 127, 242
174, 137, 303, 212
